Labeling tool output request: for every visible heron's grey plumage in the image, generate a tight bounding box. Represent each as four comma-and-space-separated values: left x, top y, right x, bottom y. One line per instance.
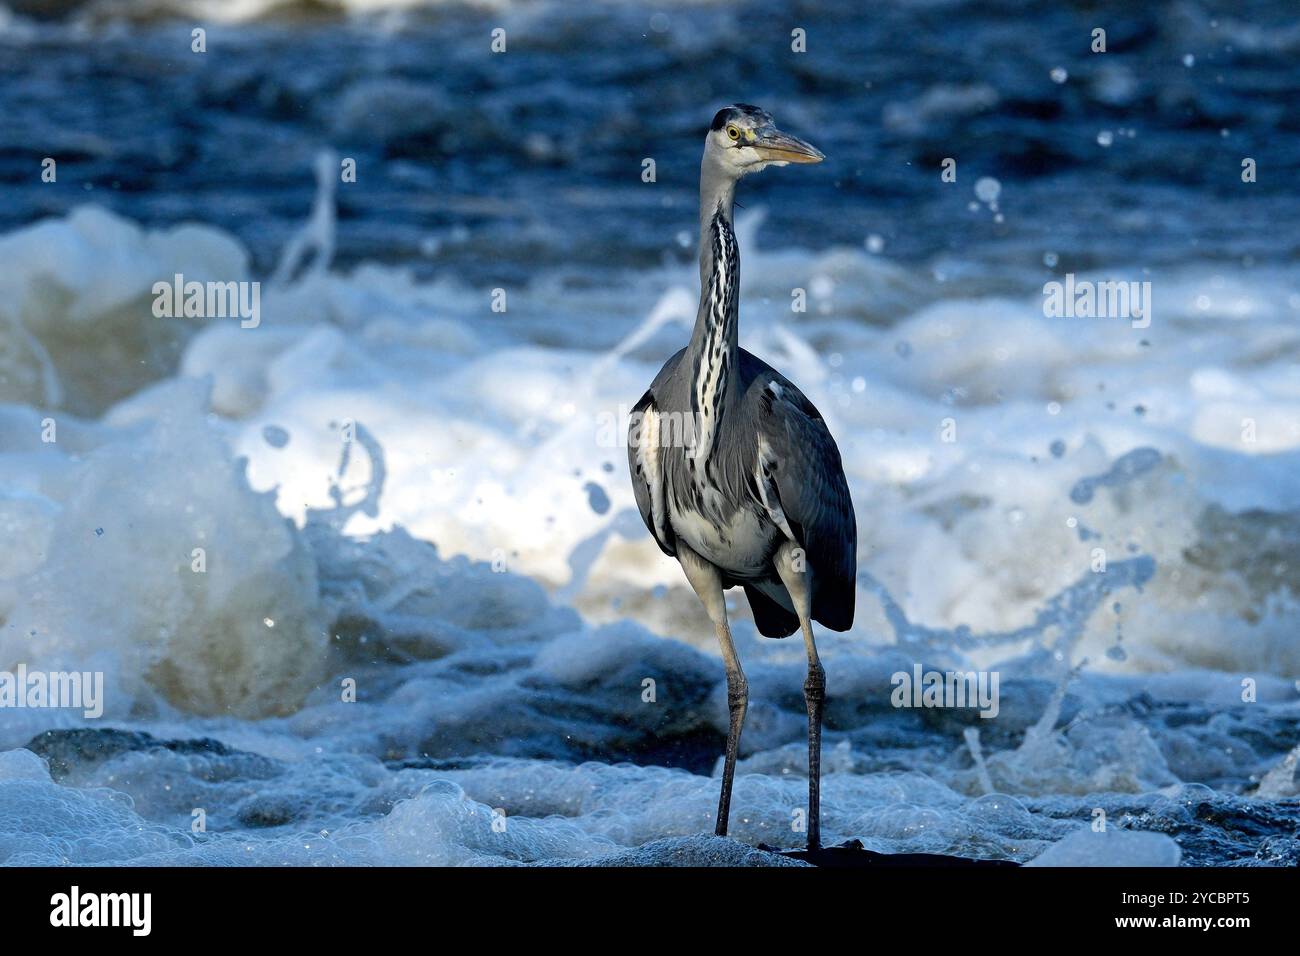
627, 105, 855, 850
630, 348, 856, 635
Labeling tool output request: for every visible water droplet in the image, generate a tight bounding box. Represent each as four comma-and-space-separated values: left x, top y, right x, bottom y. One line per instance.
865, 234, 885, 254
1043, 251, 1059, 268
584, 481, 610, 515
1182, 53, 1195, 67
262, 424, 290, 448
974, 176, 1001, 204
1097, 130, 1114, 147
1050, 67, 1068, 84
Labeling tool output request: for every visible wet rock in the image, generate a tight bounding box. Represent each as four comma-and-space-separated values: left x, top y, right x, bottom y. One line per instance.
547, 835, 810, 868
24, 728, 270, 782
774, 838, 1020, 868
236, 793, 303, 829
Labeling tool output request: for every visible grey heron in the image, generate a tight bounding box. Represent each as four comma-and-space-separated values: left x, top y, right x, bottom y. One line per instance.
628, 104, 856, 850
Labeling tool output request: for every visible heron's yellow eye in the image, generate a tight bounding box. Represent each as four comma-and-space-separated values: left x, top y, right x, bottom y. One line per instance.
726, 125, 740, 141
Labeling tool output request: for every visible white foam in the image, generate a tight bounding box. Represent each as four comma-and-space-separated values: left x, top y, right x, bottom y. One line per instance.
0, 377, 328, 723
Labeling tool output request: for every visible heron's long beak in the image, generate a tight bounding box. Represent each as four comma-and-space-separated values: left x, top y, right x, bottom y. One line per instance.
751, 127, 824, 164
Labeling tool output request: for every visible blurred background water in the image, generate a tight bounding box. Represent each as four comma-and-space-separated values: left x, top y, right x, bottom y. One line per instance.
3, 0, 1299, 284
0, 0, 1298, 867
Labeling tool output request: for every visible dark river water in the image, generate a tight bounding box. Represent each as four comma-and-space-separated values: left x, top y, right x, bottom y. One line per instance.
2, 0, 1298, 287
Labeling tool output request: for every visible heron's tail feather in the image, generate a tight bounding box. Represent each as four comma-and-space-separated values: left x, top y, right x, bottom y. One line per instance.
812, 578, 855, 632
743, 583, 799, 638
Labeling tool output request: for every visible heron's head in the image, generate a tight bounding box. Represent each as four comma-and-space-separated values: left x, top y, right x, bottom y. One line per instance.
704, 104, 824, 178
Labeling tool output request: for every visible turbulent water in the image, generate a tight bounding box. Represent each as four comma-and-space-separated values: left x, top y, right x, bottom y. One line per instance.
1, 0, 1298, 866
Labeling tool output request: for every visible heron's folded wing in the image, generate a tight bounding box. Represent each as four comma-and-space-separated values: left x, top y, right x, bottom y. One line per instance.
762, 383, 857, 628
628, 390, 676, 556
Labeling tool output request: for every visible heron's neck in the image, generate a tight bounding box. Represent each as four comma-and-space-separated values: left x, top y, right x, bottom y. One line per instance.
687, 163, 740, 448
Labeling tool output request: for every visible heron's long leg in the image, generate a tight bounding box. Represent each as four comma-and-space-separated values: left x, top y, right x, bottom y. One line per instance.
677, 544, 748, 837
775, 542, 824, 851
